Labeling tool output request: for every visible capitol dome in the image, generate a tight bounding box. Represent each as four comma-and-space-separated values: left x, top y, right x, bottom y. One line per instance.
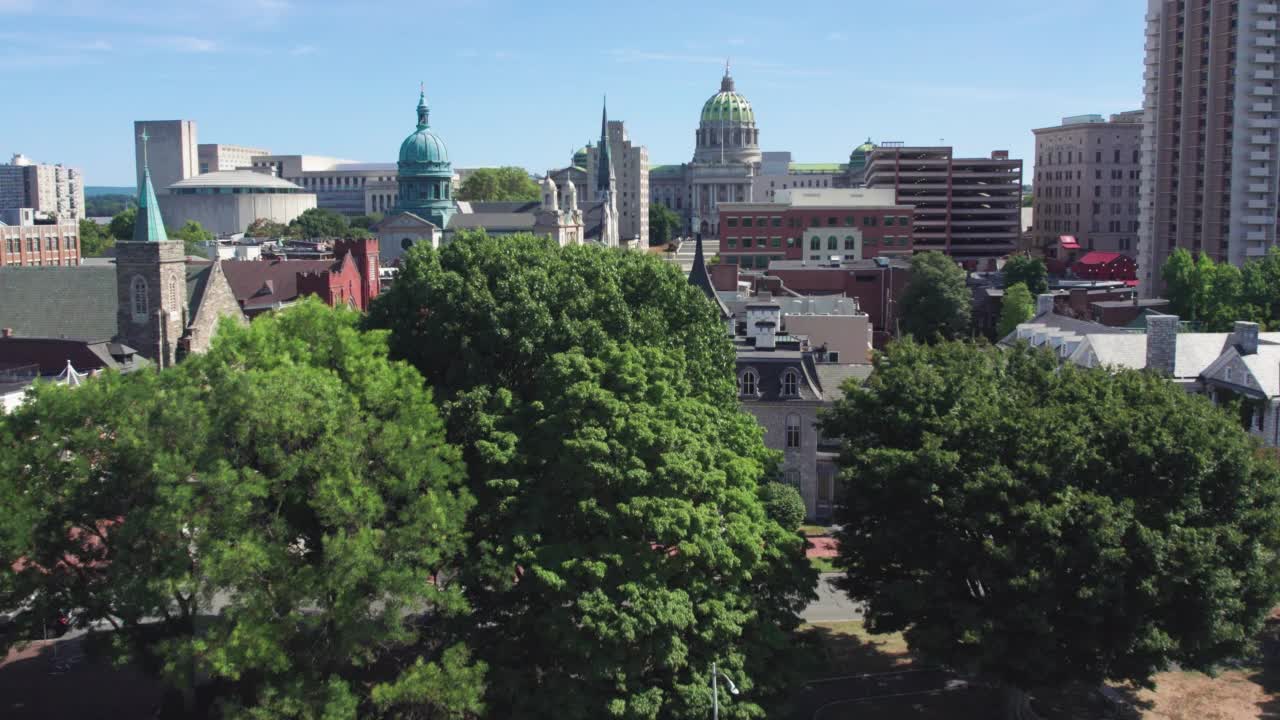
693, 66, 761, 166
398, 90, 450, 174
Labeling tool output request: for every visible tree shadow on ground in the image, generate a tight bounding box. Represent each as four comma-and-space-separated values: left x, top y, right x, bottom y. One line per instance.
1249, 611, 1280, 719
797, 622, 913, 678
0, 635, 162, 720
1033, 683, 1150, 720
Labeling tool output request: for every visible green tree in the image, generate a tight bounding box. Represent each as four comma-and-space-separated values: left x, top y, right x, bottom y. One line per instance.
108, 207, 136, 241
85, 193, 137, 218
0, 301, 484, 719
169, 220, 214, 256
649, 203, 682, 247
349, 213, 384, 230
1002, 255, 1048, 296
455, 167, 540, 202
761, 482, 806, 531
1022, 193, 1034, 207
365, 230, 815, 719
287, 207, 369, 239
821, 340, 1280, 703
78, 218, 115, 256
898, 251, 972, 342
997, 282, 1035, 337
244, 218, 289, 238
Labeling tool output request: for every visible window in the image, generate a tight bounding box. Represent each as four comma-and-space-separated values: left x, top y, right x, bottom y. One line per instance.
898, 216, 910, 226
784, 469, 801, 488
828, 236, 838, 250
782, 369, 799, 396
786, 237, 796, 247
739, 370, 758, 396
742, 217, 753, 228
785, 413, 801, 449
844, 236, 856, 250
770, 237, 781, 248
844, 216, 855, 226
810, 237, 820, 250
863, 216, 878, 226
726, 237, 737, 248
810, 217, 820, 227
726, 217, 738, 227
131, 275, 148, 321
168, 275, 179, 311
828, 217, 838, 226
771, 216, 783, 227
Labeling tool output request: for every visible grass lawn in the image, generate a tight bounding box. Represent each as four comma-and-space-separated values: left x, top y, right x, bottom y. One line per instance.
800, 524, 830, 537
811, 557, 839, 574
1111, 667, 1280, 720
800, 621, 911, 675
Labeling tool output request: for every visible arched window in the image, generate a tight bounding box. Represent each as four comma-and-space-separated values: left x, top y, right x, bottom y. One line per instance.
130, 275, 148, 322
782, 369, 799, 396
809, 236, 820, 250
828, 236, 838, 250
167, 274, 179, 313
785, 414, 801, 449
739, 370, 757, 396
844, 236, 856, 250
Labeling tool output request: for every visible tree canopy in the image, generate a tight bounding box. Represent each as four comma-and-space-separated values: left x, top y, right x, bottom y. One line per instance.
1162, 247, 1280, 330
365, 230, 814, 719
898, 251, 972, 342
1002, 255, 1048, 296
997, 282, 1035, 338
0, 300, 483, 719
168, 220, 214, 256
85, 193, 136, 218
454, 167, 539, 202
649, 202, 682, 247
821, 340, 1280, 693
79, 218, 115, 256
287, 208, 371, 240
109, 207, 136, 241
244, 218, 290, 238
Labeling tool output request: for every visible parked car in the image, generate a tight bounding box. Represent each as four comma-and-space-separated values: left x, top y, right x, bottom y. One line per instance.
0, 594, 72, 641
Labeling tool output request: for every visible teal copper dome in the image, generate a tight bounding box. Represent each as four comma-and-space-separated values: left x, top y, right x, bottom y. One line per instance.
700, 71, 755, 124
398, 90, 450, 174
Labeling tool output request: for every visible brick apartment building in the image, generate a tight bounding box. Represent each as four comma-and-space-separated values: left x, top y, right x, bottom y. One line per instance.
715, 188, 913, 270
1, 209, 80, 268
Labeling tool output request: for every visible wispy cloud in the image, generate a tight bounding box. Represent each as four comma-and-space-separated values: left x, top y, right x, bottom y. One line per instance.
148, 35, 219, 53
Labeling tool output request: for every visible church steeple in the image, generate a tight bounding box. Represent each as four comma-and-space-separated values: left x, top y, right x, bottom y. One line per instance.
134, 127, 169, 243
596, 96, 615, 195
416, 83, 430, 130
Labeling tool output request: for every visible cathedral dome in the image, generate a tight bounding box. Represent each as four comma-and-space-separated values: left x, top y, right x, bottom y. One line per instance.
700, 71, 755, 125
398, 91, 450, 174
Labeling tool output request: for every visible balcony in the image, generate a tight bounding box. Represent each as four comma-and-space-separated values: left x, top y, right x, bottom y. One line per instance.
1252, 117, 1280, 128
1251, 182, 1271, 192
1261, 19, 1279, 31
1254, 102, 1275, 112
1252, 150, 1273, 161
1249, 199, 1271, 210
1258, 52, 1278, 64
1248, 230, 1268, 241
1246, 214, 1274, 225
1263, 4, 1280, 15
1252, 134, 1273, 144
1258, 36, 1278, 48
1250, 166, 1272, 176
1248, 243, 1273, 256
1258, 69, 1277, 80
1254, 85, 1276, 96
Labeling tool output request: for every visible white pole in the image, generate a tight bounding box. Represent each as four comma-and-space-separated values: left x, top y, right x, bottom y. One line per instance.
712, 661, 718, 720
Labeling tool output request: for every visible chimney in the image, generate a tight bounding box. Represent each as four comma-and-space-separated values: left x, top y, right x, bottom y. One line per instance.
1145, 315, 1179, 375
1232, 321, 1260, 356
1035, 293, 1055, 316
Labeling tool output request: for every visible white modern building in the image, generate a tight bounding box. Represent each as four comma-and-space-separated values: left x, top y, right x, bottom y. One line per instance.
250, 155, 398, 216
0, 153, 85, 221
159, 170, 316, 236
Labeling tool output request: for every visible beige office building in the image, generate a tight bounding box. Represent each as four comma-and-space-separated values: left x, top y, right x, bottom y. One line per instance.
864, 145, 1023, 269
134, 120, 198, 196
0, 154, 85, 221
198, 144, 271, 174
1139, 0, 1280, 293
1032, 112, 1143, 258
586, 120, 648, 245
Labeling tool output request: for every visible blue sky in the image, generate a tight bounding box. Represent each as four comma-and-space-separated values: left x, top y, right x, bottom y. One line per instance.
0, 0, 1145, 187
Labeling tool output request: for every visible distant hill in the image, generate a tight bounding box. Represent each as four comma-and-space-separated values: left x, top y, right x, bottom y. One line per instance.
85, 186, 135, 198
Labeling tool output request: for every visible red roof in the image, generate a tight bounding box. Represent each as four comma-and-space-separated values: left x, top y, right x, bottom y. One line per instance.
220, 259, 335, 311
1075, 251, 1124, 265
1059, 235, 1081, 249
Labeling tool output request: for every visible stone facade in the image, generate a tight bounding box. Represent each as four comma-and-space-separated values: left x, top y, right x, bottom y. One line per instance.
1144, 314, 1179, 375
742, 401, 827, 519
586, 120, 648, 246
183, 260, 245, 355
115, 240, 189, 369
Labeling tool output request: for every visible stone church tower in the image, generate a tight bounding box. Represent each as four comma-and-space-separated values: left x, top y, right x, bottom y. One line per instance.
595, 99, 620, 248
116, 128, 187, 369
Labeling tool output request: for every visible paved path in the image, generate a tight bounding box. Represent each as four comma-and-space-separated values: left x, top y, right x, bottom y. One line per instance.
803, 573, 864, 623
792, 668, 969, 719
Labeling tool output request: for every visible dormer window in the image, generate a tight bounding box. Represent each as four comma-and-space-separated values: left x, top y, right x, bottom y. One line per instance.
782, 369, 799, 396
739, 369, 758, 397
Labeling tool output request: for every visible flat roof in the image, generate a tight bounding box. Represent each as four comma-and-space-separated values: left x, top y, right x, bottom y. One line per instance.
169, 170, 304, 191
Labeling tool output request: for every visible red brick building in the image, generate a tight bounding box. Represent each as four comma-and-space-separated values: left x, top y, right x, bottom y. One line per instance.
715, 188, 913, 270
0, 213, 80, 268
220, 238, 381, 316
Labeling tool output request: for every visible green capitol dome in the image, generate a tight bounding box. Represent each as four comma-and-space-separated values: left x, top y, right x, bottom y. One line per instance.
700, 83, 755, 124
398, 90, 450, 174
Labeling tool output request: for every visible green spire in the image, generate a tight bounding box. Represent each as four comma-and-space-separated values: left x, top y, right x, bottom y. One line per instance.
134, 127, 168, 243
596, 96, 614, 194
416, 82, 429, 130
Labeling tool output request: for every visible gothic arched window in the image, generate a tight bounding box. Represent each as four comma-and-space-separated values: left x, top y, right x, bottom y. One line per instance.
168, 274, 179, 312
738, 369, 757, 397
782, 369, 799, 396
131, 275, 148, 322
785, 414, 801, 449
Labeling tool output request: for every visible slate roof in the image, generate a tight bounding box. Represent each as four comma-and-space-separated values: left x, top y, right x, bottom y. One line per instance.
814, 363, 873, 401
735, 348, 871, 403
0, 337, 140, 376
447, 213, 536, 231
0, 266, 118, 341
219, 259, 335, 312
